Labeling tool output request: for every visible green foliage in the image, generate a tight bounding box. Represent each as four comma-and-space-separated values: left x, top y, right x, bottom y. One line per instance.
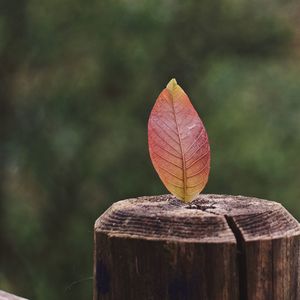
0, 0, 299, 299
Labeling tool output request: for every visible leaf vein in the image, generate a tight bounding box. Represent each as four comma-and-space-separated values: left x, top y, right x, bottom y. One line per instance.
152, 151, 182, 169
186, 149, 210, 169
184, 129, 205, 155
155, 121, 180, 146
151, 129, 181, 155
156, 164, 183, 181
186, 158, 210, 179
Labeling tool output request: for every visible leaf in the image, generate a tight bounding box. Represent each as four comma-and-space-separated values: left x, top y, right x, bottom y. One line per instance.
148, 78, 210, 202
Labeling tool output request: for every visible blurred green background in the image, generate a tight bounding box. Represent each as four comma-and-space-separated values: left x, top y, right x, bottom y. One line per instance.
0, 0, 299, 299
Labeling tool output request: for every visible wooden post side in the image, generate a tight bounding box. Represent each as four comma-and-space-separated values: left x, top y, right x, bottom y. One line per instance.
233, 206, 300, 300
94, 194, 300, 300
94, 195, 237, 300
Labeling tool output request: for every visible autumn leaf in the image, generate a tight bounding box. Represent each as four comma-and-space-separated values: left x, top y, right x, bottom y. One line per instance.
148, 79, 210, 202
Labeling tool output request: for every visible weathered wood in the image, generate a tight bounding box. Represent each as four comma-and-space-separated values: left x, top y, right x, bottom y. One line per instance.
94, 194, 300, 300
0, 290, 28, 300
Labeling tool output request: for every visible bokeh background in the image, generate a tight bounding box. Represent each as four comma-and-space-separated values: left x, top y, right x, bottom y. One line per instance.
0, 0, 300, 299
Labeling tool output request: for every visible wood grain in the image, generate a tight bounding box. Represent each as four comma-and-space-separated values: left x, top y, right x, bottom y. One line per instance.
94, 194, 300, 300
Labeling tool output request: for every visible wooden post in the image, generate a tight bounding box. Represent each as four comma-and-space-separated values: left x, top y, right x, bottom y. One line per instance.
0, 291, 28, 300
93, 194, 300, 300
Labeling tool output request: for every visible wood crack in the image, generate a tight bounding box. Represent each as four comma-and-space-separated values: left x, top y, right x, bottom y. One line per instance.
225, 215, 248, 300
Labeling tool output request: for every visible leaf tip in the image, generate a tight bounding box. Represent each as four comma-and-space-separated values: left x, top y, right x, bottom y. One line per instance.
166, 78, 178, 92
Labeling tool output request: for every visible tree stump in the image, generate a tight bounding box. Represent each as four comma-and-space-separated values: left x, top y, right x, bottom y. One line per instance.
93, 194, 300, 300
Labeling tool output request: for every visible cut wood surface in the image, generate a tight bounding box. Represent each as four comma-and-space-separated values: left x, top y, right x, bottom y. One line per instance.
94, 194, 300, 300
0, 291, 28, 300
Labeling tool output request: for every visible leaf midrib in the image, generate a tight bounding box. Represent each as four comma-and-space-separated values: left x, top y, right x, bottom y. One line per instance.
170, 93, 187, 201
